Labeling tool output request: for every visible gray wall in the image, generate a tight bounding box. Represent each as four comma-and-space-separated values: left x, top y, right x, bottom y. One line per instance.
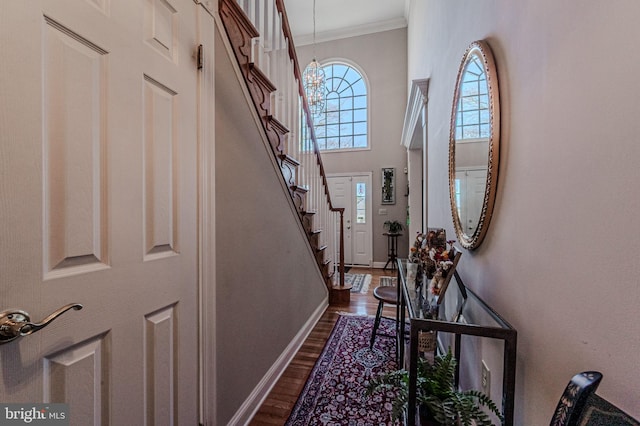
408, 0, 640, 423
215, 29, 327, 424
296, 28, 410, 263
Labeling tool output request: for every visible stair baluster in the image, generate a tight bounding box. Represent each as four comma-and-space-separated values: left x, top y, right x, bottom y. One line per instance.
220, 0, 349, 303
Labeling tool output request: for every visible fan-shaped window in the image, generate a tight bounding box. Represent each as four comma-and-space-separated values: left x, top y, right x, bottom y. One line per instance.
305, 62, 368, 151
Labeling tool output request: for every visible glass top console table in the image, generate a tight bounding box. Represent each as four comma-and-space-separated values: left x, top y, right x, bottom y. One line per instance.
396, 258, 517, 425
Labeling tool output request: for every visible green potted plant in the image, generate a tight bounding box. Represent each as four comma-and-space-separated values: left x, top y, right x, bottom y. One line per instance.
367, 350, 503, 426
383, 220, 403, 234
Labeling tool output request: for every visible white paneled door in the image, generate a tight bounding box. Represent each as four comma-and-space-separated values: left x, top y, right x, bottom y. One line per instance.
328, 174, 372, 266
455, 169, 487, 236
0, 1, 199, 425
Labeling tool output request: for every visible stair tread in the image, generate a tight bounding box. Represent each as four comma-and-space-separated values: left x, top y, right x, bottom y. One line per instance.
248, 63, 277, 92
269, 117, 291, 135
278, 153, 300, 166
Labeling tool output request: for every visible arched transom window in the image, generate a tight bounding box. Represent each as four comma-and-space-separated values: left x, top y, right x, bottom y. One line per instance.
307, 62, 368, 151
455, 55, 490, 140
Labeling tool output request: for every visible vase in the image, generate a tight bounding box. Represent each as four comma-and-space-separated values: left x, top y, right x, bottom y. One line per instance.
407, 262, 418, 283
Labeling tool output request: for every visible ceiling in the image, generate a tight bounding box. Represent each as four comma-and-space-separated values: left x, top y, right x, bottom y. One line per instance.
282, 0, 409, 46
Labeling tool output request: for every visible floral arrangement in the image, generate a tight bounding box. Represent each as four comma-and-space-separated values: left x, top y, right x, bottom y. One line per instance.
427, 240, 456, 291
409, 230, 455, 279
410, 230, 460, 320
408, 233, 426, 264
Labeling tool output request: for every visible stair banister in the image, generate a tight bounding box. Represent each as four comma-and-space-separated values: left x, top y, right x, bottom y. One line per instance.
221, 0, 346, 295
273, 0, 346, 289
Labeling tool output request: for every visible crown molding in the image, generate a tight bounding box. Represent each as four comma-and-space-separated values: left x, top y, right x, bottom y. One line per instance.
293, 17, 407, 46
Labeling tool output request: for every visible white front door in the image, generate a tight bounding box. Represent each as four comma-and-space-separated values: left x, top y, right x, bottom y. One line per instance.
328, 176, 353, 264
0, 1, 199, 424
328, 174, 372, 266
455, 169, 487, 235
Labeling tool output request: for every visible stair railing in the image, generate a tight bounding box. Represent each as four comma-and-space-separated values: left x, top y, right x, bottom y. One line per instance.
224, 0, 345, 290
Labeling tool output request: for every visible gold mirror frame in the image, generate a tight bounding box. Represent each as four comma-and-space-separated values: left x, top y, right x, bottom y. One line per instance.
448, 40, 500, 250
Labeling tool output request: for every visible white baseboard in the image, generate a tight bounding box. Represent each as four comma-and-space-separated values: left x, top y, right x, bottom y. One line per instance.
227, 297, 328, 426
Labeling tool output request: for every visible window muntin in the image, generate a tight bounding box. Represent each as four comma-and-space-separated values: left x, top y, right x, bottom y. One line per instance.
307, 62, 368, 151
455, 56, 490, 140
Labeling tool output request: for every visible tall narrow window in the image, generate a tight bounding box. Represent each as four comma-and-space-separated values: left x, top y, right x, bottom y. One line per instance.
304, 62, 368, 151
356, 182, 366, 223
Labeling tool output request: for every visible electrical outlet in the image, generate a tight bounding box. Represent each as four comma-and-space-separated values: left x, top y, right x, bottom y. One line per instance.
481, 360, 490, 397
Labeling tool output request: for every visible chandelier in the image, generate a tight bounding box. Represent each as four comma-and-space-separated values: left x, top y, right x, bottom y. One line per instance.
303, 59, 325, 115
303, 0, 325, 116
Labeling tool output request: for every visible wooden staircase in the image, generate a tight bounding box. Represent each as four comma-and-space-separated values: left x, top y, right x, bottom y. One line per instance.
218, 0, 350, 304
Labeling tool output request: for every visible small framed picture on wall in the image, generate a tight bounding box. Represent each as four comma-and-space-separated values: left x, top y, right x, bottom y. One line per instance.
381, 167, 395, 204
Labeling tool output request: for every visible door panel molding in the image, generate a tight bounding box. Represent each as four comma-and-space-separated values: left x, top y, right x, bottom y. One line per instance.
43, 16, 109, 278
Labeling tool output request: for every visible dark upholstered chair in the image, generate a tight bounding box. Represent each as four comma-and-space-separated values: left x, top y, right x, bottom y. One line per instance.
579, 394, 640, 426
551, 371, 640, 426
550, 371, 603, 426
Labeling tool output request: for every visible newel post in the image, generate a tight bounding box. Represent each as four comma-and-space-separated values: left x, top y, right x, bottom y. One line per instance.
339, 208, 345, 287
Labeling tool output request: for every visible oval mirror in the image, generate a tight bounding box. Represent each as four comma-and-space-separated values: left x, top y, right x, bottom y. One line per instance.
449, 40, 500, 250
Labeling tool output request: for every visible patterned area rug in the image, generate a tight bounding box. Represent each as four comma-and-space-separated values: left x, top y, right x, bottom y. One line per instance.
379, 276, 397, 287
285, 315, 400, 425
344, 273, 371, 293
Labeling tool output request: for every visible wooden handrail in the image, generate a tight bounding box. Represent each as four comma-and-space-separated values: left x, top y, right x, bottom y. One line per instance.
274, 0, 345, 286
219, 0, 345, 290
274, 0, 340, 211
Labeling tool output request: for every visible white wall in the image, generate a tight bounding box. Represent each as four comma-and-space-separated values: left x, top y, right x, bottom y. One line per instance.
296, 28, 410, 263
408, 0, 640, 423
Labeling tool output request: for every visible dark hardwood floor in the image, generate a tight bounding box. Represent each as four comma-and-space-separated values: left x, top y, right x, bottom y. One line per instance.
249, 267, 398, 425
